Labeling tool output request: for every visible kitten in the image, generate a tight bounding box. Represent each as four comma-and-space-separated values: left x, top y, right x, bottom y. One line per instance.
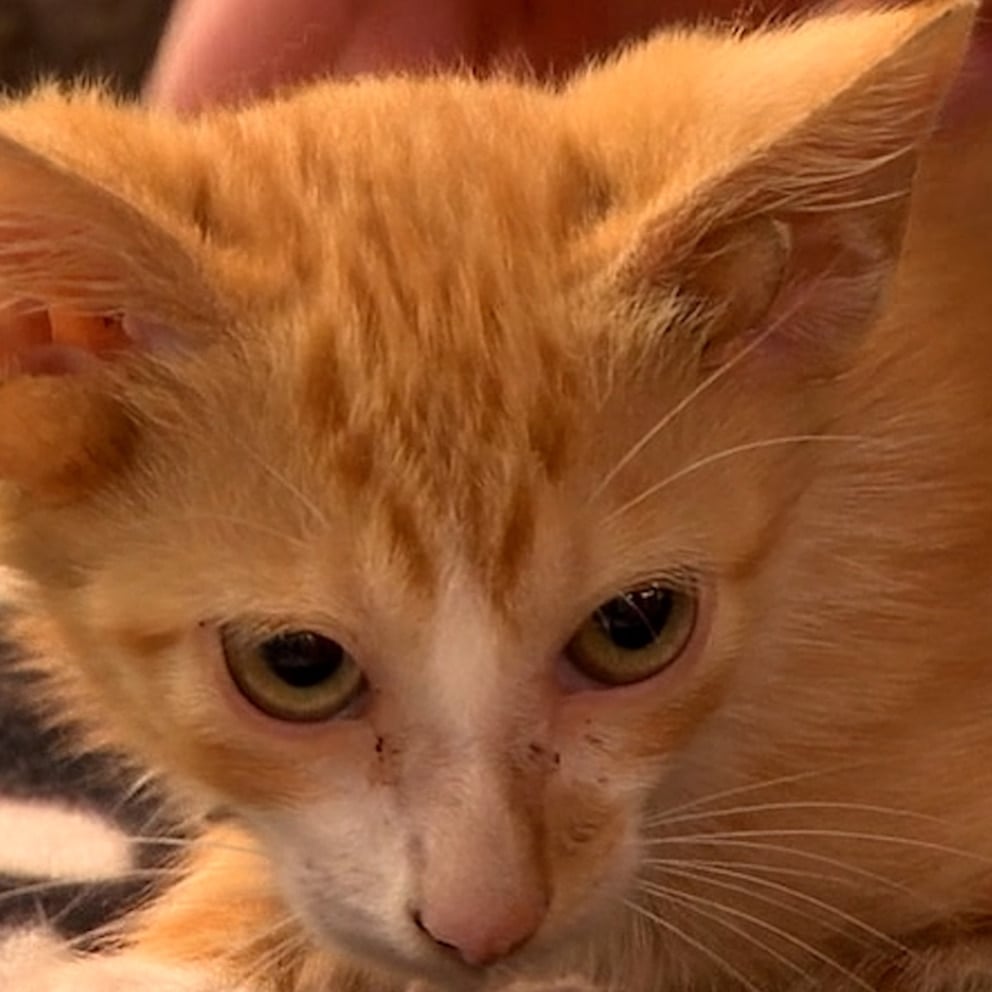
0, 0, 990, 989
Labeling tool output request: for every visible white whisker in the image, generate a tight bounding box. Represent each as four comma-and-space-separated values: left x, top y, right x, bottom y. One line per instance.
592, 262, 834, 500
592, 322, 778, 501
606, 434, 866, 525
648, 762, 879, 822
0, 868, 181, 910
638, 878, 877, 992
646, 828, 992, 866
228, 435, 330, 529
637, 878, 805, 977
153, 512, 312, 550
623, 897, 766, 992
641, 837, 927, 901
646, 858, 909, 954
642, 854, 869, 891
125, 834, 262, 859
647, 800, 941, 832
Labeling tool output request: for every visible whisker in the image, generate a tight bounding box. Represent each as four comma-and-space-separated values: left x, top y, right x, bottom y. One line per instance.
642, 855, 869, 890
592, 322, 779, 501
637, 878, 805, 978
110, 770, 163, 811
623, 897, 765, 992
641, 837, 927, 902
229, 926, 306, 988
124, 834, 263, 859
647, 800, 942, 832
0, 868, 183, 910
647, 828, 992, 867
638, 879, 877, 992
647, 761, 880, 822
592, 261, 833, 500
151, 512, 312, 550
229, 436, 330, 530
606, 434, 867, 525
66, 910, 309, 982
647, 859, 908, 955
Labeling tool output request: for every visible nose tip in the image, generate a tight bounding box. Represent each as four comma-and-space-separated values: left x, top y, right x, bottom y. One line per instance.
412, 894, 547, 967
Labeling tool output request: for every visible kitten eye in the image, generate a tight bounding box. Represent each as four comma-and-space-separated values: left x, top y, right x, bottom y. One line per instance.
222, 628, 366, 723
565, 579, 698, 687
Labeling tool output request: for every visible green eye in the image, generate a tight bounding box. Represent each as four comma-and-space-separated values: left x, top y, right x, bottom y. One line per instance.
566, 579, 698, 687
222, 628, 366, 722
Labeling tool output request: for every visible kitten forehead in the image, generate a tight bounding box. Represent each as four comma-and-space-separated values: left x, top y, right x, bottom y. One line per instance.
294, 231, 582, 602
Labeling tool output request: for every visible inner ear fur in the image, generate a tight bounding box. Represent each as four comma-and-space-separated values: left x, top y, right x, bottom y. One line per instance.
607, 0, 977, 360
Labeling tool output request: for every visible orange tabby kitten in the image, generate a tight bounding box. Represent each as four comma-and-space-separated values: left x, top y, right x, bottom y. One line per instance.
0, 1, 990, 989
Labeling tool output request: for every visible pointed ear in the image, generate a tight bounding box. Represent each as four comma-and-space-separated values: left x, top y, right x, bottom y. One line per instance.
0, 130, 218, 323
0, 128, 222, 501
594, 0, 976, 370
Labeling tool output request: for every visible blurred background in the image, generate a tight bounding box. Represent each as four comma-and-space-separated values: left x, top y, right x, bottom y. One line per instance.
0, 0, 172, 94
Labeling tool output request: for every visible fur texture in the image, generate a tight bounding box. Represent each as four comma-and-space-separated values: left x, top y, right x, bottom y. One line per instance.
0, 1, 990, 989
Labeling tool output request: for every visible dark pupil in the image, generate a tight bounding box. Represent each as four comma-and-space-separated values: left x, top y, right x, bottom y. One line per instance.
260, 632, 344, 689
596, 586, 674, 651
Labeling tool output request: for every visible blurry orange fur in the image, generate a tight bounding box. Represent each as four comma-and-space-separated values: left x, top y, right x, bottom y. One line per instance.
0, 2, 990, 990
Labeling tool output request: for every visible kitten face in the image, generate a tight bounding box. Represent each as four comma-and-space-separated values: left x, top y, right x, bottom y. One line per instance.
0, 1, 985, 987
29, 347, 763, 984
32, 211, 747, 983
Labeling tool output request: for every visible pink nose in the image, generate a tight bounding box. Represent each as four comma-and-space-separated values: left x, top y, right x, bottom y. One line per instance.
414, 891, 548, 967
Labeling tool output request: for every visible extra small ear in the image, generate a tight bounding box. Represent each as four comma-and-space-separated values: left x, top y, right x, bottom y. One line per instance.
610, 0, 976, 368
0, 128, 220, 500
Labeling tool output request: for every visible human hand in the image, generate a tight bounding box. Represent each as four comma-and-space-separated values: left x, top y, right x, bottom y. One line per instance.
145, 0, 991, 118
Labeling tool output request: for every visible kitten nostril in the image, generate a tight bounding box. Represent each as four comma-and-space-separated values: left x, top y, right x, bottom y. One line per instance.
410, 909, 470, 957
411, 909, 460, 955
411, 901, 543, 966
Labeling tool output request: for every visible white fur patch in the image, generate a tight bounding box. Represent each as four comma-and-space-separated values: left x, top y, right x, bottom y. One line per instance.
0, 798, 132, 881
429, 574, 503, 734
0, 932, 230, 992
0, 929, 70, 978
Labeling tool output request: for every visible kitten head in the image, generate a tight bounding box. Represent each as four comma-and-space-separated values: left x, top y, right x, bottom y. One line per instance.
0, 1, 981, 986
